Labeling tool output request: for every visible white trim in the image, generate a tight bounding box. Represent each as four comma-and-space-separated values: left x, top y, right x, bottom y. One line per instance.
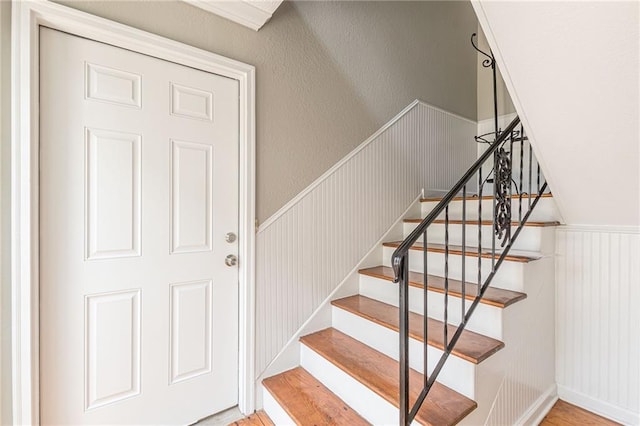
11, 1, 256, 423
557, 224, 640, 234
514, 385, 558, 425
181, 0, 283, 31
558, 385, 640, 426
257, 99, 475, 233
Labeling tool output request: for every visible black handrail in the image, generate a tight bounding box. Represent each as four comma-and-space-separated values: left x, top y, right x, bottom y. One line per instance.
391, 115, 549, 425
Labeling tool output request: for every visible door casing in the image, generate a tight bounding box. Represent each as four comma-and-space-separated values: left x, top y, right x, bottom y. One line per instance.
10, 2, 256, 424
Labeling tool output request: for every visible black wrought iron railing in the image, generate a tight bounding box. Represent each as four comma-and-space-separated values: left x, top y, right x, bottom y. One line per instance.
391, 116, 549, 425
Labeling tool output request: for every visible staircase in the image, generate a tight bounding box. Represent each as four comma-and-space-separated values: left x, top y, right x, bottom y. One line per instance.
260, 117, 560, 425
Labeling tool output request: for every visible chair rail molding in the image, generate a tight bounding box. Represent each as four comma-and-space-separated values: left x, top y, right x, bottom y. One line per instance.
11, 1, 256, 423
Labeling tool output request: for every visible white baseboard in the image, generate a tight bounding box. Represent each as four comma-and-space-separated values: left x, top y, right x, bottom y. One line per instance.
254, 193, 423, 409
514, 384, 558, 425
557, 224, 640, 234
558, 385, 640, 426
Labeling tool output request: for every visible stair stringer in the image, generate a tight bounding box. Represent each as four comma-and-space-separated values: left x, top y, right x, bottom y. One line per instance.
458, 254, 557, 425
254, 193, 423, 409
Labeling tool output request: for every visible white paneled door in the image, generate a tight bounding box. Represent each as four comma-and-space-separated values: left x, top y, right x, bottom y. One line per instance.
39, 27, 240, 425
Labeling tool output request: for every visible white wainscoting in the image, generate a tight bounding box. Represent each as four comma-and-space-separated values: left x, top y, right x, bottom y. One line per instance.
254, 100, 477, 377
472, 254, 557, 426
556, 226, 640, 425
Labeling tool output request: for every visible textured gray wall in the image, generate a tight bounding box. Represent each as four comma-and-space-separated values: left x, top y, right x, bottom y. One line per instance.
54, 0, 479, 223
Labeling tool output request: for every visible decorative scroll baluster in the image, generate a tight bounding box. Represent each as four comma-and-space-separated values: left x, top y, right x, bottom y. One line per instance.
494, 145, 512, 247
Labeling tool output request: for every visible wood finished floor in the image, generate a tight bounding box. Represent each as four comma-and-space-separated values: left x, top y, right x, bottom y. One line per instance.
540, 400, 620, 425
231, 399, 620, 425
228, 410, 273, 426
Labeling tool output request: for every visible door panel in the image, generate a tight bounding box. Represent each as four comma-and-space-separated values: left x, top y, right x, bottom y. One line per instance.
40, 27, 239, 425
171, 140, 213, 254
85, 128, 142, 260
169, 280, 213, 384
85, 289, 142, 411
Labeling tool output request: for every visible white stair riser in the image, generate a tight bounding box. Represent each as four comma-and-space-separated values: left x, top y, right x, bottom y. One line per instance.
404, 222, 545, 252
300, 344, 405, 425
382, 246, 526, 292
421, 197, 559, 223
263, 387, 296, 425
358, 275, 504, 340
332, 307, 477, 399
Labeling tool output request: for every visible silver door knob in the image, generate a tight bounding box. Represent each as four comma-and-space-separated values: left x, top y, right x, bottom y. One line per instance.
225, 254, 238, 267
225, 232, 237, 243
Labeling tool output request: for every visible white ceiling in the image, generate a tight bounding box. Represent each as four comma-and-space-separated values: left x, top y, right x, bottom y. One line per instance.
182, 0, 284, 31
474, 0, 639, 226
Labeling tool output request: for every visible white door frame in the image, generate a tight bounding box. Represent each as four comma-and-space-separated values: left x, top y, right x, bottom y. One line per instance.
11, 1, 256, 423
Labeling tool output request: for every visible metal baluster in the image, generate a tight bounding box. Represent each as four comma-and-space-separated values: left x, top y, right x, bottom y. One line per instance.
461, 186, 466, 323
444, 206, 449, 346
399, 256, 409, 426
527, 125, 532, 208
519, 131, 524, 222
423, 229, 428, 388
537, 164, 541, 195
478, 167, 482, 299
510, 137, 514, 246
391, 116, 527, 421
492, 150, 497, 271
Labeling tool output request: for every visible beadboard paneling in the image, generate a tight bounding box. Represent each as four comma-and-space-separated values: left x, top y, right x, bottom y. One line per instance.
479, 255, 556, 425
556, 227, 640, 424
255, 101, 477, 377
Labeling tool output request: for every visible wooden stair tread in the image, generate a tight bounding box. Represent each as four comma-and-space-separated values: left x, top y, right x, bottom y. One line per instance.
228, 410, 274, 426
420, 193, 553, 202
300, 328, 477, 426
332, 295, 504, 364
262, 367, 370, 426
382, 241, 538, 263
359, 265, 526, 308
404, 218, 560, 227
